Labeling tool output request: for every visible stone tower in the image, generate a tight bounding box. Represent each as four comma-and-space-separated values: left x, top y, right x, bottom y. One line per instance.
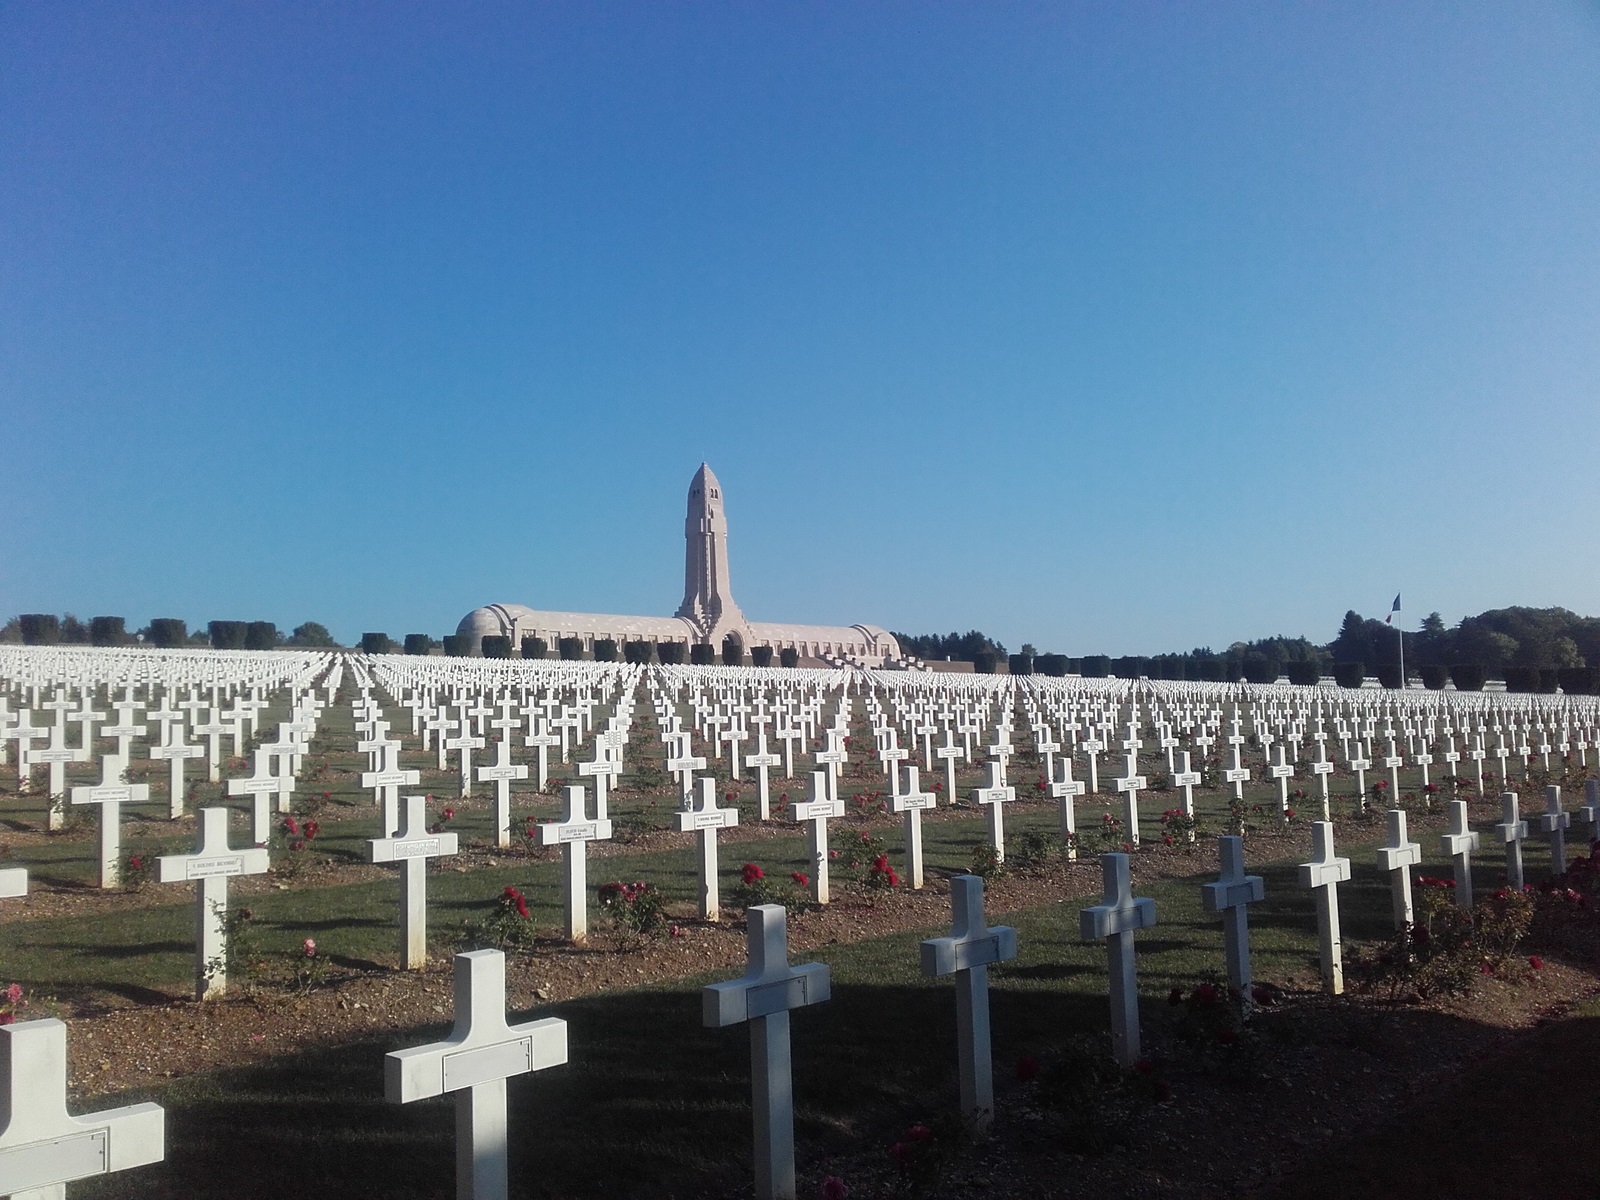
676, 463, 747, 642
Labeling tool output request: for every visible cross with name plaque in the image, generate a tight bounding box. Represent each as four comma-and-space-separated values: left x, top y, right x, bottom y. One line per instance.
744, 732, 782, 820
31, 722, 88, 830
370, 794, 461, 969
1049, 757, 1086, 858
148, 725, 204, 819
157, 807, 270, 998
70, 756, 149, 888
386, 950, 568, 1200
536, 784, 613, 942
476, 739, 529, 849
1376, 808, 1423, 930
888, 764, 937, 888
677, 777, 739, 919
970, 761, 1017, 861
1114, 749, 1148, 846
920, 876, 1016, 1133
0, 1019, 165, 1198
703, 905, 831, 1200
228, 748, 287, 846
791, 771, 844, 903
1539, 784, 1570, 876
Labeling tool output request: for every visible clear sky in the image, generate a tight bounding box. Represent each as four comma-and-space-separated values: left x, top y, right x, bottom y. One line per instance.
4, 2, 1598, 654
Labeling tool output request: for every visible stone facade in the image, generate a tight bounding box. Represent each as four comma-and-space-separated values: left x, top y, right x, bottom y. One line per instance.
457, 464, 903, 665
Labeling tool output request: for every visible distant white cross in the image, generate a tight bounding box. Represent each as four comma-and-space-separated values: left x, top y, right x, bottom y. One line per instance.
703, 905, 830, 1200
476, 739, 529, 849
386, 950, 568, 1200
888, 764, 937, 889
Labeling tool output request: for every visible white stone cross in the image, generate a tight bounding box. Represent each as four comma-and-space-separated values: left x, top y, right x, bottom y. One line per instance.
1439, 800, 1479, 910
702, 905, 831, 1200
888, 764, 937, 889
1170, 750, 1201, 842
361, 739, 420, 832
677, 777, 739, 919
1495, 791, 1529, 890
1078, 853, 1157, 1066
226, 748, 285, 846
1222, 737, 1251, 802
1114, 749, 1148, 846
476, 739, 529, 849
536, 784, 613, 942
1268, 742, 1296, 821
1310, 736, 1335, 819
920, 876, 1017, 1133
791, 771, 844, 904
1297, 822, 1352, 995
0, 1018, 165, 1198
443, 724, 486, 798
934, 729, 963, 810
147, 724, 204, 820
70, 756, 149, 889
1580, 779, 1600, 847
370, 794, 461, 969
1539, 784, 1570, 876
970, 761, 1017, 862
666, 735, 708, 807
1049, 757, 1086, 859
157, 806, 270, 998
744, 732, 782, 820
1200, 835, 1264, 995
1376, 808, 1422, 930
386, 950, 568, 1200
575, 745, 621, 821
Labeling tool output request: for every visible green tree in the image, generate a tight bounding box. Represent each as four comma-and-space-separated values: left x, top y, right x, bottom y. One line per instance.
288, 622, 339, 648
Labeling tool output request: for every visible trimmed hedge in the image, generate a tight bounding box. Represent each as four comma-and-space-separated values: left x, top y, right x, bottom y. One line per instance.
90, 616, 125, 646
593, 638, 618, 663
209, 621, 247, 650
1111, 656, 1146, 679
722, 638, 745, 667
1449, 663, 1486, 691
779, 647, 799, 668
1419, 663, 1449, 690
690, 644, 716, 666
1538, 668, 1561, 694
442, 635, 470, 657
481, 635, 512, 659
1333, 661, 1365, 689
245, 621, 278, 650
1243, 654, 1279, 684
751, 646, 774, 668
1036, 653, 1068, 677
1375, 664, 1402, 689
521, 637, 547, 660
657, 641, 687, 665
404, 634, 433, 655
1502, 666, 1540, 693
1008, 654, 1034, 676
1283, 661, 1318, 686
361, 632, 393, 655
558, 637, 583, 661
1080, 655, 1110, 678
148, 618, 187, 648
623, 640, 654, 664
973, 651, 998, 674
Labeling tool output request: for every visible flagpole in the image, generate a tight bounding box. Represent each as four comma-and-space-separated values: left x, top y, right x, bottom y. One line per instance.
1397, 622, 1405, 692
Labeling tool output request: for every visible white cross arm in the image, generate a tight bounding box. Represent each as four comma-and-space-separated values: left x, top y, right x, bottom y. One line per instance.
790, 799, 844, 822
71, 782, 150, 806
1201, 874, 1264, 912
0, 1020, 164, 1193
157, 846, 269, 884
920, 924, 1017, 975
536, 819, 613, 846
387, 1017, 566, 1103
1079, 896, 1156, 940
149, 743, 204, 761
1298, 856, 1352, 888
676, 806, 739, 831
362, 768, 422, 788
703, 961, 830, 1027
370, 831, 460, 863
1376, 840, 1423, 870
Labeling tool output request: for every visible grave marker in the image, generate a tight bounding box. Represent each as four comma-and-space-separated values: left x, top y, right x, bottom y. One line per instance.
70, 756, 149, 889
157, 807, 270, 998
1439, 800, 1479, 910
536, 784, 613, 942
676, 777, 739, 919
1495, 791, 1529, 890
703, 905, 830, 1200
370, 794, 461, 969
386, 950, 568, 1200
475, 739, 529, 849
919, 876, 1016, 1133
888, 764, 937, 889
1539, 784, 1570, 876
791, 771, 844, 904
1297, 822, 1352, 995
1078, 853, 1157, 1066
1376, 808, 1422, 930
1200, 835, 1264, 995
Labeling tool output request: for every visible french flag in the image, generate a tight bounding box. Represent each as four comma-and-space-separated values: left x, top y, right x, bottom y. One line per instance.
1385, 594, 1401, 625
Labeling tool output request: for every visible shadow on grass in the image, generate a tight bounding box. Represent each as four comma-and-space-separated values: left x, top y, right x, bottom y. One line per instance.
32, 939, 190, 959
80, 977, 1115, 1200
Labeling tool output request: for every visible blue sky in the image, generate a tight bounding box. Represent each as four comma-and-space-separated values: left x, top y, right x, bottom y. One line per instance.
4, 2, 1598, 653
